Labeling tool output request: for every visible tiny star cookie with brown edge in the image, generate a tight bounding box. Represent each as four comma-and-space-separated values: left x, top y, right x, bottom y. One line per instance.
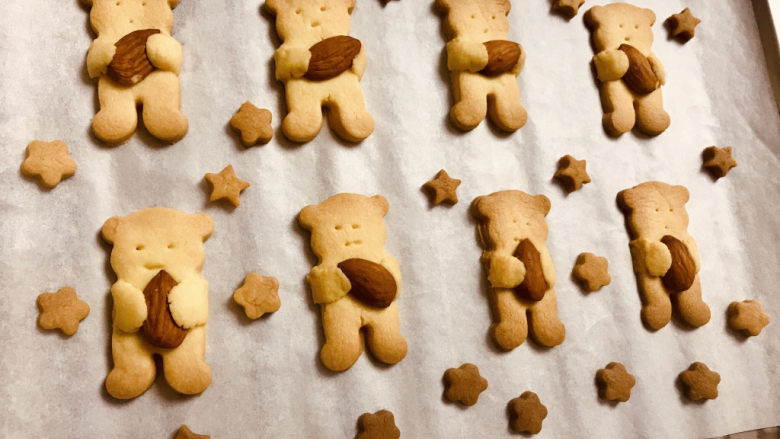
508, 391, 548, 434
702, 146, 737, 179
443, 363, 488, 406
554, 154, 590, 192
596, 362, 636, 402
229, 101, 273, 147
666, 8, 701, 42
572, 252, 611, 292
356, 409, 400, 439
233, 273, 281, 320
727, 300, 770, 337
423, 169, 461, 206
553, 0, 585, 19
679, 362, 720, 401
205, 164, 250, 207
175, 425, 209, 439
20, 140, 76, 188
37, 287, 90, 335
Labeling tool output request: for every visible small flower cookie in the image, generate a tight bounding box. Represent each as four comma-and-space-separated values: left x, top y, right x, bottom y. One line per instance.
554, 155, 590, 193
37, 287, 90, 335
727, 300, 770, 337
356, 410, 400, 439
443, 363, 488, 406
679, 362, 720, 401
572, 252, 610, 292
21, 140, 76, 188
233, 273, 281, 320
508, 391, 547, 434
229, 102, 273, 147
596, 362, 635, 402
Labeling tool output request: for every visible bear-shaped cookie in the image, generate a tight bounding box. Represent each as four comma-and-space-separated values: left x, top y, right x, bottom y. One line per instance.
585, 3, 670, 136
436, 0, 527, 132
472, 190, 565, 350
84, 0, 188, 144
265, 0, 374, 143
101, 207, 213, 399
617, 182, 710, 330
299, 193, 407, 371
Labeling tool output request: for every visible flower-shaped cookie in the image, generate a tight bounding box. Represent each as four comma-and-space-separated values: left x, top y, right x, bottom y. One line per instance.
229, 101, 273, 147
37, 287, 90, 335
553, 0, 585, 18
596, 362, 636, 402
572, 252, 611, 292
679, 362, 720, 401
423, 169, 461, 206
508, 391, 547, 434
727, 300, 770, 337
554, 154, 590, 193
667, 8, 701, 42
443, 363, 488, 406
233, 273, 281, 320
702, 146, 737, 179
20, 140, 76, 188
205, 164, 250, 207
356, 410, 400, 439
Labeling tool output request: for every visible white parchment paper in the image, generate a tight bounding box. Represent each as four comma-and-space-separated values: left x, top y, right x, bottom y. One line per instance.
1, 0, 778, 438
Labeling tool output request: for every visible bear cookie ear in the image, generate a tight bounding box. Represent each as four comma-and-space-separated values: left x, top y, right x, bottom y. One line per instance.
101, 216, 123, 244
190, 213, 214, 240
370, 195, 389, 217
669, 185, 690, 206
584, 6, 604, 30
640, 7, 656, 26
534, 194, 551, 216
168, 0, 181, 8
298, 205, 318, 230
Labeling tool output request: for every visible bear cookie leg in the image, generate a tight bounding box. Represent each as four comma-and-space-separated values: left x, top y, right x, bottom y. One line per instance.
320, 299, 364, 372
326, 81, 375, 143
527, 289, 565, 347
451, 77, 490, 131
673, 277, 710, 328
105, 330, 157, 399
490, 289, 529, 350
282, 83, 326, 143
161, 326, 212, 395
363, 302, 407, 365
487, 80, 527, 132
141, 72, 189, 143
634, 90, 670, 136
93, 82, 139, 144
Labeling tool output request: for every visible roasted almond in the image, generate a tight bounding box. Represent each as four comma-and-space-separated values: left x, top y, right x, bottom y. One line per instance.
618, 44, 658, 95
141, 270, 188, 349
338, 258, 397, 308
305, 35, 361, 81
660, 235, 696, 293
513, 239, 548, 301
107, 28, 160, 86
479, 40, 521, 76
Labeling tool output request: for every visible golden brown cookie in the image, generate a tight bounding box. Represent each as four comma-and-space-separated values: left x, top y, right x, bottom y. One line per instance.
727, 300, 770, 337
233, 273, 281, 320
572, 252, 611, 292
553, 0, 585, 18
679, 362, 720, 401
205, 165, 250, 207
554, 155, 590, 193
175, 425, 209, 439
36, 287, 90, 336
20, 140, 76, 188
356, 410, 400, 439
423, 169, 461, 206
508, 391, 547, 434
229, 101, 273, 147
443, 363, 488, 406
596, 362, 635, 402
667, 8, 701, 42
702, 146, 737, 179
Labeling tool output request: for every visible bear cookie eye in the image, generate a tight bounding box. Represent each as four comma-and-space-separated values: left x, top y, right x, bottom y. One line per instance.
351, 224, 359, 229
335, 225, 342, 230
136, 244, 144, 251
167, 243, 175, 249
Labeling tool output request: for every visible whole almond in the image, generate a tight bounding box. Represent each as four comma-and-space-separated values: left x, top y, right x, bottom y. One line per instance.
479, 40, 521, 76
660, 235, 696, 292
305, 35, 361, 81
107, 29, 160, 86
618, 44, 658, 95
141, 270, 188, 349
513, 239, 548, 301
338, 258, 397, 308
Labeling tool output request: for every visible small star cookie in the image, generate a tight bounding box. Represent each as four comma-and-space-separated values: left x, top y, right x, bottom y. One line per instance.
572, 252, 611, 292
175, 425, 209, 439
205, 164, 250, 207
422, 169, 461, 206
667, 8, 701, 42
596, 362, 636, 402
37, 286, 90, 336
702, 146, 737, 179
727, 300, 770, 337
679, 362, 720, 401
356, 410, 400, 439
443, 363, 488, 406
233, 273, 281, 320
554, 154, 590, 192
229, 101, 273, 147
20, 140, 76, 188
508, 391, 547, 434
553, 0, 585, 18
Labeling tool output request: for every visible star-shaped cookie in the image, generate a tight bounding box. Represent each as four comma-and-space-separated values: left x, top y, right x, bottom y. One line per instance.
508, 391, 547, 434
572, 252, 611, 292
229, 101, 273, 147
233, 273, 281, 320
356, 410, 400, 439
553, 0, 585, 18
443, 363, 488, 406
667, 8, 701, 42
554, 154, 590, 193
20, 140, 76, 188
37, 287, 90, 336
205, 164, 250, 207
596, 362, 636, 402
727, 300, 770, 337
175, 425, 209, 439
422, 169, 461, 206
679, 362, 720, 401
702, 146, 737, 179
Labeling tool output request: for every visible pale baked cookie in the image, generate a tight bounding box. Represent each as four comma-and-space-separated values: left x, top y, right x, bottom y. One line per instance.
299, 194, 407, 371
84, 0, 188, 144
265, 0, 374, 143
617, 182, 710, 330
472, 190, 565, 350
101, 207, 213, 399
436, 0, 527, 132
585, 3, 670, 136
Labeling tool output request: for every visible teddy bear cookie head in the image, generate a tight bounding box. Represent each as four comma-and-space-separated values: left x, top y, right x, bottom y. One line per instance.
585, 3, 655, 53
436, 0, 511, 40
472, 190, 551, 250
618, 182, 690, 240
85, 0, 178, 39
102, 207, 213, 285
299, 193, 389, 262
265, 0, 355, 43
